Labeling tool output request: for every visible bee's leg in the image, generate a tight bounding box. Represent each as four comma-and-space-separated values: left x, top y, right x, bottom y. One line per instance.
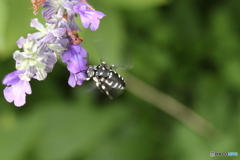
96, 81, 103, 92
105, 90, 113, 100
84, 77, 91, 81
99, 84, 113, 100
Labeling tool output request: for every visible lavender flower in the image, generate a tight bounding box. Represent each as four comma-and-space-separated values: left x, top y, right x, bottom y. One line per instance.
73, 3, 106, 31
3, 0, 106, 106
2, 70, 32, 107
42, 0, 79, 20
62, 44, 88, 73
61, 44, 88, 87
13, 37, 57, 81
29, 18, 67, 44
68, 72, 87, 87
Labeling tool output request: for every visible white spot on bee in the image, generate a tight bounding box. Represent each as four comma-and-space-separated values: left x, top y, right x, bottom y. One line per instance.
113, 82, 118, 88
106, 80, 113, 86
109, 72, 112, 78
102, 85, 106, 90
93, 77, 98, 82
96, 81, 100, 88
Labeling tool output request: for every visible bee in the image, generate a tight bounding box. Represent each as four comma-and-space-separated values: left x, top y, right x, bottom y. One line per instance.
86, 61, 126, 99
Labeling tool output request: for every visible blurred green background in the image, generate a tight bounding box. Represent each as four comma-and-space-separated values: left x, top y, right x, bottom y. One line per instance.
0, 0, 240, 159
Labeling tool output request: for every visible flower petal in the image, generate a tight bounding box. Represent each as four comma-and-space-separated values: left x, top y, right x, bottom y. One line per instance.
73, 3, 106, 31
68, 72, 77, 88
61, 1, 74, 10
42, 8, 55, 19
68, 71, 86, 87
51, 28, 66, 37
79, 13, 91, 28
62, 44, 88, 73
16, 37, 27, 48
3, 87, 14, 103
76, 72, 87, 85
41, 33, 55, 42
2, 70, 22, 85
3, 72, 32, 107
30, 18, 46, 33
28, 32, 45, 40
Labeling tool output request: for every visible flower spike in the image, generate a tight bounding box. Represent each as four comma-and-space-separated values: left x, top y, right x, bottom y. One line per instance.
2, 0, 106, 106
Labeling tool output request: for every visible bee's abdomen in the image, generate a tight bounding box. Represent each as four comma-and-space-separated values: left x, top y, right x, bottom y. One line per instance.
104, 71, 125, 90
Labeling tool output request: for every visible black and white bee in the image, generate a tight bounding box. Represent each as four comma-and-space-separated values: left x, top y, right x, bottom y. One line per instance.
86, 61, 126, 99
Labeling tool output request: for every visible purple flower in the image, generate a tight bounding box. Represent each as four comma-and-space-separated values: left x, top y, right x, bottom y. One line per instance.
62, 44, 88, 73
68, 72, 87, 87
29, 18, 66, 43
73, 3, 106, 31
16, 37, 27, 48
42, 0, 58, 19
61, 44, 88, 87
2, 71, 32, 107
13, 37, 58, 81
42, 0, 79, 20
3, 0, 107, 106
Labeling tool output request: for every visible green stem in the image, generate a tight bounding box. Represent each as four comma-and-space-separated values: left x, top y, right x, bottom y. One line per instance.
124, 73, 218, 139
